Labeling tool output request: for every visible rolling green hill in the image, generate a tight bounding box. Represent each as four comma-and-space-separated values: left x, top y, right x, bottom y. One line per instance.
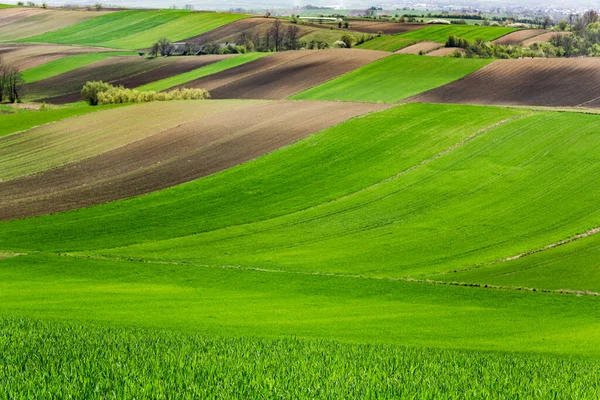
397, 24, 517, 43
291, 54, 491, 102
19, 10, 249, 49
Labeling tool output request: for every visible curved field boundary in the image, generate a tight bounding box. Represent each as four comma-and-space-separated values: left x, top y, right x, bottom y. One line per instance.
492, 29, 545, 45
0, 100, 387, 220
394, 40, 442, 54
201, 49, 388, 100
0, 100, 255, 182
19, 10, 250, 50
291, 54, 491, 103
0, 43, 118, 70
522, 31, 571, 47
0, 8, 113, 42
409, 58, 600, 108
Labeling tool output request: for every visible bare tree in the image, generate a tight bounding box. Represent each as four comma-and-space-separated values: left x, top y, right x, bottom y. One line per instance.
156, 37, 174, 56
583, 9, 599, 25
285, 24, 301, 50
5, 66, 23, 103
268, 19, 284, 52
0, 57, 6, 103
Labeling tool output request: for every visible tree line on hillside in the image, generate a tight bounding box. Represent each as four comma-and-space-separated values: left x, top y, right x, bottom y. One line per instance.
0, 57, 23, 103
149, 19, 360, 57
446, 10, 600, 59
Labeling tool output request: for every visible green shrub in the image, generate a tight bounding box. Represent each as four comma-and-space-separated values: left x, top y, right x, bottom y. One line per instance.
81, 81, 113, 106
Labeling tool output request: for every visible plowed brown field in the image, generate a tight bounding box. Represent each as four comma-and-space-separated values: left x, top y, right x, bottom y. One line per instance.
0, 100, 387, 220
0, 8, 112, 41
522, 31, 571, 47
409, 58, 600, 108
492, 29, 545, 45
0, 43, 114, 70
181, 49, 388, 100
395, 40, 442, 54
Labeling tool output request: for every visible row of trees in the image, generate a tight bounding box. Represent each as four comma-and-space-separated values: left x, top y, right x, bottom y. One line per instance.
0, 57, 23, 103
81, 81, 209, 106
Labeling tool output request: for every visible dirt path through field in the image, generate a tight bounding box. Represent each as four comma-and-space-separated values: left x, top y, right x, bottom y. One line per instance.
0, 100, 388, 220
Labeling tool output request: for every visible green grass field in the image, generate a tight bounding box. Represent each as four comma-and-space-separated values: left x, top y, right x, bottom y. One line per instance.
398, 24, 517, 43
19, 10, 249, 49
137, 52, 269, 92
21, 52, 138, 83
291, 54, 491, 102
0, 104, 121, 138
3, 317, 598, 398
355, 35, 416, 51
2, 81, 600, 394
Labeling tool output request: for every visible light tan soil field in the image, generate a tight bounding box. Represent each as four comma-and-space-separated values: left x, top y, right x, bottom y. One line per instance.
0, 8, 112, 41
395, 40, 442, 54
182, 49, 388, 99
0, 100, 387, 220
492, 29, 545, 45
409, 58, 600, 108
521, 31, 572, 47
425, 47, 464, 56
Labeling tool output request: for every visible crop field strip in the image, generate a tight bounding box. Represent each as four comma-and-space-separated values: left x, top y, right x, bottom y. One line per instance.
24, 55, 234, 103
291, 54, 491, 103
177, 49, 388, 100
396, 24, 517, 43
355, 35, 417, 52
0, 100, 387, 220
184, 16, 269, 44
18, 9, 250, 49
410, 58, 600, 107
338, 21, 426, 34
137, 53, 268, 92
0, 8, 113, 41
0, 43, 119, 70
521, 31, 572, 47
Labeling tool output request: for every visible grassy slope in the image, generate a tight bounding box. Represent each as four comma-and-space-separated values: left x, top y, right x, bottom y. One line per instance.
397, 24, 517, 43
356, 35, 416, 51
1, 253, 599, 357
432, 231, 600, 293
3, 317, 599, 398
291, 54, 491, 103
0, 104, 121, 138
21, 52, 138, 83
19, 10, 248, 49
137, 52, 269, 92
0, 103, 517, 252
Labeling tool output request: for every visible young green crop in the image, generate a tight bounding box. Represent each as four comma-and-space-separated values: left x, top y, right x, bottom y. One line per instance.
1, 317, 598, 399
19, 10, 249, 49
291, 54, 491, 103
356, 35, 416, 51
1, 253, 599, 356
397, 25, 517, 43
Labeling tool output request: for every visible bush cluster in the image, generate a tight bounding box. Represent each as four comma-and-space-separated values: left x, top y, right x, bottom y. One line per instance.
81, 81, 209, 106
